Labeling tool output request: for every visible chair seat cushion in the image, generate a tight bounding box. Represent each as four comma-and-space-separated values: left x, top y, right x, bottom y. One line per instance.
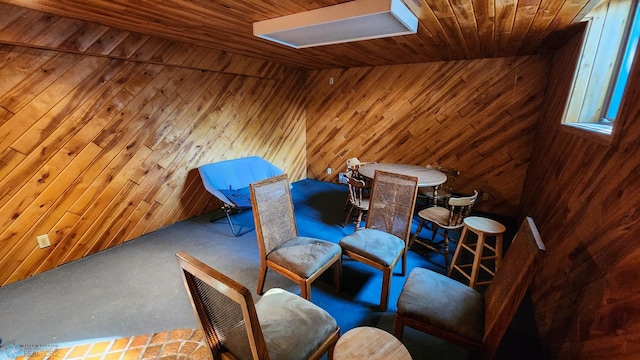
256, 288, 338, 360
397, 267, 484, 342
339, 228, 405, 266
268, 237, 341, 278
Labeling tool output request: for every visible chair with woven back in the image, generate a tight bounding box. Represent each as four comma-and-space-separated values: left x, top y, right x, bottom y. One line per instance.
250, 174, 342, 301
410, 190, 478, 270
176, 251, 340, 360
417, 165, 460, 207
393, 217, 546, 360
342, 176, 370, 230
339, 170, 419, 311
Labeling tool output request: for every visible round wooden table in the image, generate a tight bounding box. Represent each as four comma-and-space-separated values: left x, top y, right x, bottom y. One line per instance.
358, 163, 447, 187
334, 326, 412, 360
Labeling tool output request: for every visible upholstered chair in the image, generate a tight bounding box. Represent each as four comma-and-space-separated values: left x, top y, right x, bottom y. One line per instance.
393, 217, 546, 360
339, 170, 419, 311
251, 174, 342, 300
176, 251, 340, 360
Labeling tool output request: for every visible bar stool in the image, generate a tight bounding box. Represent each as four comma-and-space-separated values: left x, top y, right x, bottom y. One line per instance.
448, 216, 506, 288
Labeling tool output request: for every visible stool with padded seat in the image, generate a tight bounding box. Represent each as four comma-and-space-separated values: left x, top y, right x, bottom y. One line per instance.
447, 216, 506, 288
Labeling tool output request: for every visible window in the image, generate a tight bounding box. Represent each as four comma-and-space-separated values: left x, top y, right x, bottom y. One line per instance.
563, 0, 640, 137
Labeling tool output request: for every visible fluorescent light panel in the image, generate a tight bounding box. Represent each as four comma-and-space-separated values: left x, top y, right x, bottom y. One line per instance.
253, 0, 418, 49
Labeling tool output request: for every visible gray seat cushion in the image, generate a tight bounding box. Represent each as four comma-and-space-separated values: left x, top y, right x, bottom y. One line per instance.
267, 237, 341, 278
339, 228, 405, 266
256, 288, 338, 360
397, 267, 484, 342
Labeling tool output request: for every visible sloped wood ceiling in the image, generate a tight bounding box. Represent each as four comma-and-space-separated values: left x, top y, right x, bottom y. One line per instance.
0, 0, 601, 69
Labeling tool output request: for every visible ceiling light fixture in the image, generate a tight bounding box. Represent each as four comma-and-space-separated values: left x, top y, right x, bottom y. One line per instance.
253, 0, 419, 49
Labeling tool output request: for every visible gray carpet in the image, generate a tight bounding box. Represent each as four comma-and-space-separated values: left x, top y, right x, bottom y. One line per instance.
0, 212, 273, 347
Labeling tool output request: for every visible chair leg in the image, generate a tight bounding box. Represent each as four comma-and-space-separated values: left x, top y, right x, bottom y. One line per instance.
355, 209, 367, 230
443, 229, 450, 269
392, 314, 405, 340
257, 265, 268, 295
223, 206, 254, 237
380, 267, 392, 311
342, 206, 354, 227
410, 219, 426, 247
301, 281, 311, 301
333, 257, 342, 293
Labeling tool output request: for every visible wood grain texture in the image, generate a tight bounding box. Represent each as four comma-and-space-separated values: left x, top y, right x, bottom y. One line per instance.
0, 3, 285, 80
0, 8, 307, 285
520, 26, 640, 359
306, 56, 550, 216
0, 0, 601, 70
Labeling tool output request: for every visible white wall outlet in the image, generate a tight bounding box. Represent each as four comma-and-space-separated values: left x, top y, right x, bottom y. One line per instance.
36, 234, 50, 248
326, 167, 332, 174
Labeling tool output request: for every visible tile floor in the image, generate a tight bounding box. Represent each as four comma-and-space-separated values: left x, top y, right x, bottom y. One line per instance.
15, 328, 211, 360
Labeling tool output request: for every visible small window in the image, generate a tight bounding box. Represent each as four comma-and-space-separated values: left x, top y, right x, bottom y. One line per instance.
605, 2, 640, 120
562, 0, 639, 137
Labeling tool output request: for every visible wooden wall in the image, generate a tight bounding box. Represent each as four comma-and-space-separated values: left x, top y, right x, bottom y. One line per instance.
0, 4, 307, 286
521, 27, 640, 358
306, 57, 550, 216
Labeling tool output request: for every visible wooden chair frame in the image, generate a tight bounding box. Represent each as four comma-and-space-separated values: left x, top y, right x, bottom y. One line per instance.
343, 176, 369, 230
251, 174, 341, 300
340, 170, 418, 311
411, 190, 478, 269
177, 251, 340, 360
176, 251, 268, 359
393, 217, 546, 360
418, 165, 460, 207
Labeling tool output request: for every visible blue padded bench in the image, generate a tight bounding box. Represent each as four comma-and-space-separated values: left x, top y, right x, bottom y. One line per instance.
198, 156, 285, 236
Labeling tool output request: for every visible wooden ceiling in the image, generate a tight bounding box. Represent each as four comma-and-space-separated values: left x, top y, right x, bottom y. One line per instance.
2, 0, 600, 69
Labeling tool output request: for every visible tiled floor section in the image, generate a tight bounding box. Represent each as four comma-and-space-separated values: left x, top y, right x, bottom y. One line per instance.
17, 329, 212, 360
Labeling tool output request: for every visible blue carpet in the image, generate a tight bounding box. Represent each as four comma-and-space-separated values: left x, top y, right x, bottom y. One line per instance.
0, 179, 541, 360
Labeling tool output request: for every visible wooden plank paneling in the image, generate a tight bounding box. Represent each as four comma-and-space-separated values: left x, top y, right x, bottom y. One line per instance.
0, 8, 307, 286
0, 3, 285, 79
0, 0, 602, 70
521, 26, 640, 359
306, 56, 549, 216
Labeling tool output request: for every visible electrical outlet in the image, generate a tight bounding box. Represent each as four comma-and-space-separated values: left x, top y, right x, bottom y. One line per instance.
36, 234, 50, 249
327, 167, 332, 174
482, 192, 490, 201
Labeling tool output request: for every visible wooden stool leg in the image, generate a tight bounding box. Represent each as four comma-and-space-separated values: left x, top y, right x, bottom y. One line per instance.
469, 233, 485, 289
448, 226, 467, 277
495, 233, 503, 272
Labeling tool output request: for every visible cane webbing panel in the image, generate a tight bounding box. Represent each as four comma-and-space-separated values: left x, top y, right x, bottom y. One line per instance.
190, 274, 254, 360
251, 176, 297, 255
366, 170, 418, 241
